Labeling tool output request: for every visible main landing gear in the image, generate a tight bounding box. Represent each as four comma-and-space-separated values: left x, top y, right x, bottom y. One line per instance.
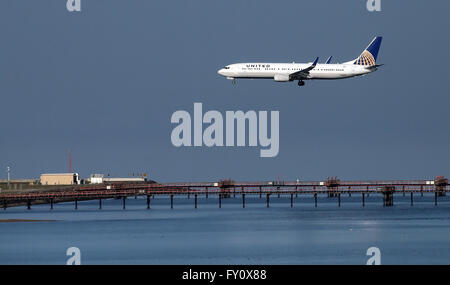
297, 80, 305, 86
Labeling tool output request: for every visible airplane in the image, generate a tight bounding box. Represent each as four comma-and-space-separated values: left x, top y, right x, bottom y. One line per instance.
217, 36, 383, 86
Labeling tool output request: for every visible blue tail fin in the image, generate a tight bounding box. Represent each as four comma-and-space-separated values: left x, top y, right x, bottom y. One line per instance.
354, 36, 382, 66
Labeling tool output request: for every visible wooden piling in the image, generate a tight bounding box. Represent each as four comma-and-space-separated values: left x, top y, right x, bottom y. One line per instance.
290, 193, 293, 208
242, 194, 245, 208
314, 193, 318, 208
338, 193, 341, 207
266, 194, 270, 208
99, 198, 102, 210
385, 193, 393, 206
146, 195, 150, 209
74, 198, 78, 210
435, 191, 438, 206
382, 187, 394, 207
3, 200, 6, 210
219, 194, 222, 208
362, 193, 365, 207
27, 200, 31, 210
410, 192, 413, 206
122, 196, 126, 210
50, 198, 53, 210
195, 194, 198, 209
170, 194, 174, 209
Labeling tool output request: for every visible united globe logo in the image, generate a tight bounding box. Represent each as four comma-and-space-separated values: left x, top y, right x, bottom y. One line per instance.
354, 50, 376, 66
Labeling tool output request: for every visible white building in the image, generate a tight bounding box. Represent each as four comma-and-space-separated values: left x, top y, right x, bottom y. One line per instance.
89, 174, 104, 184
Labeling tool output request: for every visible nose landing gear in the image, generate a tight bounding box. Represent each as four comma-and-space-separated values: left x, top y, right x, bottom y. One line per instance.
298, 80, 305, 86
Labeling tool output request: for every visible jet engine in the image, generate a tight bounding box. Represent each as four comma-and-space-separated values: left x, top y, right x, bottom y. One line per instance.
273, 74, 290, 82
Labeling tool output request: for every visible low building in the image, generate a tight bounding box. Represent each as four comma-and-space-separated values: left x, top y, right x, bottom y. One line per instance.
103, 177, 146, 183
0, 179, 37, 185
40, 173, 80, 185
89, 174, 104, 184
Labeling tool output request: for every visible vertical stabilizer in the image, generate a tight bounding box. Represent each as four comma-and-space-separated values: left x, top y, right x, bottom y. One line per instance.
354, 36, 382, 66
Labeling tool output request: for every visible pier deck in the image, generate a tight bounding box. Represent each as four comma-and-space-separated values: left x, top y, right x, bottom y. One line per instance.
0, 178, 448, 209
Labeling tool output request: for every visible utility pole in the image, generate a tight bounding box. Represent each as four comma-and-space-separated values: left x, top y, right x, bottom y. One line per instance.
6, 166, 11, 189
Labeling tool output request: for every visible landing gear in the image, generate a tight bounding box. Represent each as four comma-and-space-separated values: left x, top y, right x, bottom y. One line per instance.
232, 78, 236, 85
298, 80, 305, 86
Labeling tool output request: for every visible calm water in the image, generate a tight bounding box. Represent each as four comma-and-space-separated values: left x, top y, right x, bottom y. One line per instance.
1, 194, 450, 264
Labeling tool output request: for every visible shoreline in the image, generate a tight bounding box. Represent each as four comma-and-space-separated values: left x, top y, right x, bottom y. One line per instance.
0, 219, 56, 223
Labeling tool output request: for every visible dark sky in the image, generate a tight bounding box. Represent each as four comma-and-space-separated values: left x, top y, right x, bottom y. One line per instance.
1, 1, 449, 182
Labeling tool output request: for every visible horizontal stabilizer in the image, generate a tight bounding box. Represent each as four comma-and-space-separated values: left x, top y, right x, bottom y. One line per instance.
365, 64, 384, 70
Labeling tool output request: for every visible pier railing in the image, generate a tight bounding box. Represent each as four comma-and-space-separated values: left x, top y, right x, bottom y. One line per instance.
0, 179, 448, 209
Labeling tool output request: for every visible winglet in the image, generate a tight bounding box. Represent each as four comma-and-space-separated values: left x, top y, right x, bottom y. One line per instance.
312, 57, 319, 66
325, 56, 333, 64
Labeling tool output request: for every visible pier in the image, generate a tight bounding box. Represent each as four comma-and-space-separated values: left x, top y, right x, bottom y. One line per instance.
0, 177, 448, 210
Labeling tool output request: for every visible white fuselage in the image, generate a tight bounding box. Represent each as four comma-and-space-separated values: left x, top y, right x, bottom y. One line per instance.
218, 62, 375, 81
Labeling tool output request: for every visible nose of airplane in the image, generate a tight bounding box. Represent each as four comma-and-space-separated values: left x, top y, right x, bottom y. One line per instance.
218, 69, 225, 76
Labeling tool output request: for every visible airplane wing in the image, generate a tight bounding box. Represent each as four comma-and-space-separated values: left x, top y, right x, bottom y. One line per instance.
289, 57, 319, 80
365, 64, 384, 70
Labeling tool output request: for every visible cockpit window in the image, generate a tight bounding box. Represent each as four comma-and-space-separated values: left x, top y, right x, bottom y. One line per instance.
224, 66, 230, 69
